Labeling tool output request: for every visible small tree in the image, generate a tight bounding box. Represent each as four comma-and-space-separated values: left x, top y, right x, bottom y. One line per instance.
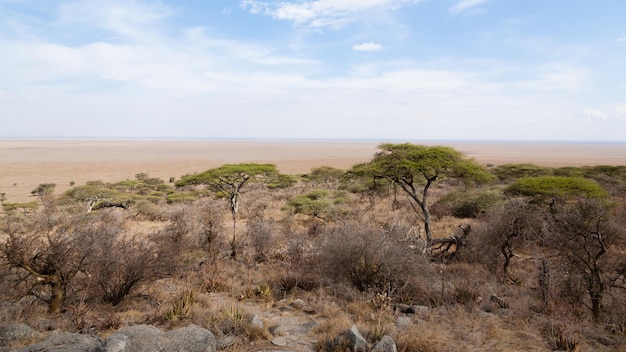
353, 144, 492, 242
1, 211, 120, 313
546, 198, 623, 322
176, 163, 280, 258
476, 197, 542, 281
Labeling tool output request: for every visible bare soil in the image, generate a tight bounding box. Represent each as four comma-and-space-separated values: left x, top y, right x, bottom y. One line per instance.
2, 139, 625, 202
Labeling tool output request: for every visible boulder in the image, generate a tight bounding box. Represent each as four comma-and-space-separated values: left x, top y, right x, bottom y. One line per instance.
0, 324, 32, 347
17, 333, 105, 352
344, 325, 369, 352
372, 335, 398, 352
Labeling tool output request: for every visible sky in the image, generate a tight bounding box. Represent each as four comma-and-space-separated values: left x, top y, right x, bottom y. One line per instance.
1, 0, 625, 142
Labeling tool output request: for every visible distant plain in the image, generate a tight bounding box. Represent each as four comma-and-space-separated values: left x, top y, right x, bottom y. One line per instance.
2, 140, 625, 202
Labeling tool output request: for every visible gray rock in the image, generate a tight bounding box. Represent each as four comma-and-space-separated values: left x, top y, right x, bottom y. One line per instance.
395, 316, 412, 329
103, 333, 128, 352
163, 325, 217, 352
215, 334, 235, 350
0, 324, 32, 346
268, 324, 286, 336
17, 333, 105, 352
393, 304, 414, 314
271, 336, 288, 346
289, 299, 305, 310
411, 305, 430, 318
345, 325, 369, 352
372, 335, 397, 352
250, 314, 264, 329
112, 325, 164, 352
104, 324, 216, 352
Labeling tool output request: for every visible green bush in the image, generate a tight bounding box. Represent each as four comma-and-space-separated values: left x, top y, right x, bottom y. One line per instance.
432, 190, 503, 218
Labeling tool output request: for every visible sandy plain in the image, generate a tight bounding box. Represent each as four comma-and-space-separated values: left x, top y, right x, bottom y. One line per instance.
1, 139, 626, 203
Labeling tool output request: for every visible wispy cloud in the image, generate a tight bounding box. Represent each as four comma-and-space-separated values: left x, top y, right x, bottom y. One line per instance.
353, 41, 384, 52
617, 38, 626, 43
240, 0, 420, 29
582, 108, 608, 121
449, 0, 488, 15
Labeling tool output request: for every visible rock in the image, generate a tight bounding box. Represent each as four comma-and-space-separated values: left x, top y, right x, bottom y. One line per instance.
103, 333, 128, 352
250, 314, 264, 329
411, 305, 430, 318
17, 333, 105, 352
0, 324, 32, 346
164, 325, 217, 352
393, 304, 414, 314
289, 299, 305, 310
296, 320, 320, 335
395, 316, 412, 329
268, 324, 286, 336
271, 336, 288, 346
345, 325, 369, 352
372, 335, 398, 352
104, 324, 216, 352
216, 334, 235, 350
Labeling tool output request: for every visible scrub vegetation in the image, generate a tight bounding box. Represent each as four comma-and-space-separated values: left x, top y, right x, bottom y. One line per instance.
1, 143, 625, 351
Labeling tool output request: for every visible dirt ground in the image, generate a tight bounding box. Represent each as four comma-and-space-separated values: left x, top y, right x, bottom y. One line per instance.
2, 139, 625, 202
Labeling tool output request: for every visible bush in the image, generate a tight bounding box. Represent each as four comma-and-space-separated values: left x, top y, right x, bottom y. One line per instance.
431, 190, 503, 219
316, 222, 434, 301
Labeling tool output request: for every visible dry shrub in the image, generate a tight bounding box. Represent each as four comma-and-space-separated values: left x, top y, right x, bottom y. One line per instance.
316, 222, 434, 302
90, 233, 165, 306
192, 199, 225, 258
246, 212, 275, 263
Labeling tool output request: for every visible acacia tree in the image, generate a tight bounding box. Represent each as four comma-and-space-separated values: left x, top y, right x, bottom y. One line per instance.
176, 163, 280, 259
352, 144, 492, 242
504, 175, 608, 210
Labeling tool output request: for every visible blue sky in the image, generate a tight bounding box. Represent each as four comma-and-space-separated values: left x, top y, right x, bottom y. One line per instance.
1, 0, 625, 141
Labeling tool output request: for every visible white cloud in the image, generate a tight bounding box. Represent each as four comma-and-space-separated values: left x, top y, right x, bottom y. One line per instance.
449, 0, 488, 14
353, 41, 384, 51
57, 0, 172, 42
582, 108, 608, 121
241, 0, 420, 29
618, 38, 626, 43
615, 105, 626, 118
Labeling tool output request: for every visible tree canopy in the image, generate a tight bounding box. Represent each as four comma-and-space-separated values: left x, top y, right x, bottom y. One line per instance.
352, 143, 493, 242
505, 176, 608, 206
176, 163, 280, 258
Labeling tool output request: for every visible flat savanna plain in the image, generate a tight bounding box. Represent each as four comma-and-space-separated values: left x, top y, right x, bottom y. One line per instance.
2, 140, 626, 202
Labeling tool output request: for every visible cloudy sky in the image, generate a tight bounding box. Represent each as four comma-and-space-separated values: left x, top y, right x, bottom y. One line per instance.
1, 0, 625, 141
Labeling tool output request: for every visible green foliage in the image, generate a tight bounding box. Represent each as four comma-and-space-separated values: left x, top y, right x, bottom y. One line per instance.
505, 176, 608, 204
492, 164, 554, 181
2, 201, 38, 214
267, 173, 298, 189
353, 143, 493, 241
175, 163, 279, 188
432, 190, 504, 218
285, 189, 351, 220
166, 192, 200, 204
302, 166, 346, 188
31, 183, 56, 196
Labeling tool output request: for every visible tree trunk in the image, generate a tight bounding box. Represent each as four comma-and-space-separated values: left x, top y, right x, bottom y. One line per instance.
49, 279, 64, 314
230, 213, 237, 259
422, 203, 432, 243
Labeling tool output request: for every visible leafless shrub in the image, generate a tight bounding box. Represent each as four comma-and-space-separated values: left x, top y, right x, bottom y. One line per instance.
468, 197, 543, 281
90, 234, 164, 306
316, 222, 434, 302
193, 200, 225, 259
246, 213, 275, 262
0, 210, 123, 313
